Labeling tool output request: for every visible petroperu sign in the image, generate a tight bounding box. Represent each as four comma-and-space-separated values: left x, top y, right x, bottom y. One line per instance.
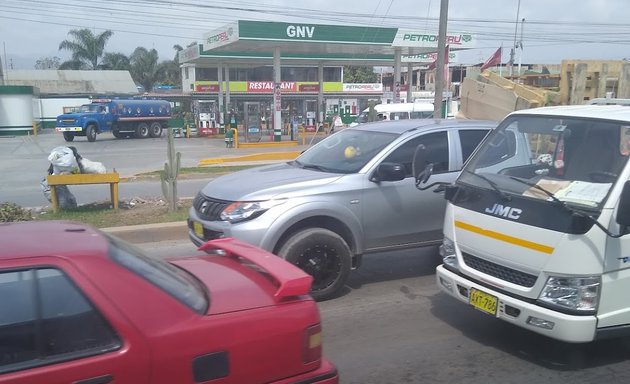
393, 30, 475, 48
203, 22, 239, 51
342, 84, 383, 93
248, 81, 297, 93
402, 51, 458, 63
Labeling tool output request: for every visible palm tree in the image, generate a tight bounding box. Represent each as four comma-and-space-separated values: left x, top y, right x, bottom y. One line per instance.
100, 52, 131, 71
129, 47, 161, 92
58, 29, 113, 70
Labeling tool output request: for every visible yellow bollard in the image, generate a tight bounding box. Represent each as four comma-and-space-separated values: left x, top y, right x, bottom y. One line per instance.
232, 128, 239, 149
32, 121, 38, 136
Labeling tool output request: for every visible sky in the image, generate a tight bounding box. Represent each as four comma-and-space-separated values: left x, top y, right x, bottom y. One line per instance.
1, 0, 630, 70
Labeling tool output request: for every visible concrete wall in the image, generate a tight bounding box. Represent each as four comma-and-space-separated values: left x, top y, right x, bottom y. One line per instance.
0, 86, 38, 136
559, 60, 630, 104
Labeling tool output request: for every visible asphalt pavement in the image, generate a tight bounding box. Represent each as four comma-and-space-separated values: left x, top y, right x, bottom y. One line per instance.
1, 129, 316, 243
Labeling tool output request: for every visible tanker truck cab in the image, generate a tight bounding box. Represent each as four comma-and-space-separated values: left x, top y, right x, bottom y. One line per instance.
419, 104, 630, 343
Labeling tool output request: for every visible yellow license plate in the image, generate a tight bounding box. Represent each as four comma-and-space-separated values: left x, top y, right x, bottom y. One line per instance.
469, 288, 498, 316
193, 221, 204, 238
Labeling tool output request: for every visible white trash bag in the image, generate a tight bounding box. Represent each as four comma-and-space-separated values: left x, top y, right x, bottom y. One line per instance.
79, 158, 106, 174
48, 146, 79, 174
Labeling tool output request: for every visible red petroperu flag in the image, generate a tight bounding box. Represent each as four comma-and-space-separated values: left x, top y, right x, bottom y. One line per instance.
480, 47, 502, 72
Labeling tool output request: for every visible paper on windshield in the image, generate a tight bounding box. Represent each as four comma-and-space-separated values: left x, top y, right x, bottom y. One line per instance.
554, 181, 612, 206
523, 179, 570, 200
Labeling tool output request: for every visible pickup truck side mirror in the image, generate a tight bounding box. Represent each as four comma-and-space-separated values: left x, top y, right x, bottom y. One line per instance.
370, 162, 406, 182
616, 180, 630, 227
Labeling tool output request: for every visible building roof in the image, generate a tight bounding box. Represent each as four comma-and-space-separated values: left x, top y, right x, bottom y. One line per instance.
2, 70, 139, 96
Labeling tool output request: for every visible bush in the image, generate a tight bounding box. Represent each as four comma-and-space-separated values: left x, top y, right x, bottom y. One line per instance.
0, 202, 33, 222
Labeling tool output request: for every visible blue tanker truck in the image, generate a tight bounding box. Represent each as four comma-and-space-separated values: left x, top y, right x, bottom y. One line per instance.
55, 98, 172, 142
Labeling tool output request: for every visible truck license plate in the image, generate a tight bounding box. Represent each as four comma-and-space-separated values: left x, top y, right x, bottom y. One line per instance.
56, 127, 82, 132
469, 288, 498, 316
193, 221, 204, 239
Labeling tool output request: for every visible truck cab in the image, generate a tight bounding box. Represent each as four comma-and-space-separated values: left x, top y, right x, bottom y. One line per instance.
426, 104, 630, 343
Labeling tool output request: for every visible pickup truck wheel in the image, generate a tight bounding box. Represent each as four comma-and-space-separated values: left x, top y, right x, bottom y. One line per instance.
62, 132, 74, 142
86, 125, 97, 142
149, 122, 163, 138
278, 228, 351, 301
135, 123, 150, 138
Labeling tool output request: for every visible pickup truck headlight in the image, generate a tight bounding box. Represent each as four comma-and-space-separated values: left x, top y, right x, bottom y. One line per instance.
220, 199, 286, 224
538, 276, 600, 313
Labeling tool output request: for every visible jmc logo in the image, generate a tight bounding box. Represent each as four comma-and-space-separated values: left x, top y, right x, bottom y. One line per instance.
485, 204, 522, 220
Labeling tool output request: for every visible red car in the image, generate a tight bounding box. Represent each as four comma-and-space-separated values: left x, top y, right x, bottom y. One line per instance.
0, 221, 339, 384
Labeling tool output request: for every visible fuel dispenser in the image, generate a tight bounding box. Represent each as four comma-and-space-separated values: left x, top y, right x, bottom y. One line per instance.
195, 100, 218, 136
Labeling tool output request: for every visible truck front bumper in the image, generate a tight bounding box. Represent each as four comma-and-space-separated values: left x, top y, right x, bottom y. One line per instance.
435, 264, 598, 343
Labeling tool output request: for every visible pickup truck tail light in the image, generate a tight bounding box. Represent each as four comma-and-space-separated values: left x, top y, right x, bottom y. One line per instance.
303, 323, 322, 364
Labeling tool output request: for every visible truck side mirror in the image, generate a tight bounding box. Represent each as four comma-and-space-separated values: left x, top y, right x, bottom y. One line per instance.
412, 144, 433, 186
616, 180, 630, 227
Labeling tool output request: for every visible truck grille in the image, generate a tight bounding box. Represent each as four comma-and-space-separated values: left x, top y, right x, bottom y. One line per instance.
61, 119, 76, 124
193, 193, 231, 221
462, 252, 538, 288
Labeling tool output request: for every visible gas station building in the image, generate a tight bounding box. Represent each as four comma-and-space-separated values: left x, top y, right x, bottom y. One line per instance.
178, 20, 475, 141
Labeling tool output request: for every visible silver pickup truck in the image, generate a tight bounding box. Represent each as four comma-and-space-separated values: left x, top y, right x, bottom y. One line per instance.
188, 119, 496, 300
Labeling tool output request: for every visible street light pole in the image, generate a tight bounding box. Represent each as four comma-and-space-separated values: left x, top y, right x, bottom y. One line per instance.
433, 0, 449, 119
509, 0, 521, 77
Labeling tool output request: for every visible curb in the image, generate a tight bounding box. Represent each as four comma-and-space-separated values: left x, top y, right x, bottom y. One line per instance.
102, 221, 189, 244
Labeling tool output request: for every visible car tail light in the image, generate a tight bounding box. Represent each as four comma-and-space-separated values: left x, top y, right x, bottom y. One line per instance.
303, 324, 322, 364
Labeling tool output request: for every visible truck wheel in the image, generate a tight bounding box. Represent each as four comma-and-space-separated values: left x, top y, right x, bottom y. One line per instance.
135, 123, 150, 138
62, 132, 74, 142
112, 130, 122, 139
86, 125, 97, 142
149, 122, 163, 138
278, 228, 351, 301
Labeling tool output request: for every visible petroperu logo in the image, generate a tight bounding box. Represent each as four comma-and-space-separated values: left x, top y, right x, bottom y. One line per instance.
402, 34, 471, 45
485, 203, 522, 220
343, 83, 383, 92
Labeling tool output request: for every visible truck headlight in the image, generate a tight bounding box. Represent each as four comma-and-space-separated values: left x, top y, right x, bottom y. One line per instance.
538, 276, 600, 313
439, 237, 458, 270
220, 199, 286, 224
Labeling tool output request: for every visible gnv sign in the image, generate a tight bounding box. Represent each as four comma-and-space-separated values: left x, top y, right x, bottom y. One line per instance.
485, 204, 522, 220
287, 25, 315, 39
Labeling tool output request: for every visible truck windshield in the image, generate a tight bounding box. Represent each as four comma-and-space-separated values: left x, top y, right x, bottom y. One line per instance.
460, 115, 630, 209
79, 105, 99, 113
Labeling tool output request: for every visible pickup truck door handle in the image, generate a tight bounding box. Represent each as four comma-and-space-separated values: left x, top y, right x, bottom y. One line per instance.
73, 374, 113, 384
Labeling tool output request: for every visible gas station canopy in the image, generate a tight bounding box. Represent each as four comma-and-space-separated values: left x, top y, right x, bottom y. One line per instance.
179, 20, 476, 66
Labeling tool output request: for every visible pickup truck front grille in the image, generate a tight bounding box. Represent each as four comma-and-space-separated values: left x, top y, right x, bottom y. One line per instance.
193, 193, 231, 221
462, 252, 538, 288
61, 119, 76, 124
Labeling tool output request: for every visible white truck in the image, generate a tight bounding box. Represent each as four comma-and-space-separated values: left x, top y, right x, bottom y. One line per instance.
415, 102, 630, 343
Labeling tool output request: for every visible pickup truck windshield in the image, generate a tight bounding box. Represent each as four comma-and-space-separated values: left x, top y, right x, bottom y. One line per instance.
295, 128, 397, 174
460, 115, 630, 209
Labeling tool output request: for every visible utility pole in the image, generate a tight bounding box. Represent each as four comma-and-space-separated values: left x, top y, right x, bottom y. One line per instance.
509, 0, 521, 77
433, 0, 449, 119
517, 18, 525, 76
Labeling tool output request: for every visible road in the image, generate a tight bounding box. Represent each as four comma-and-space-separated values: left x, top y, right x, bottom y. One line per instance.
138, 240, 630, 384
0, 130, 306, 208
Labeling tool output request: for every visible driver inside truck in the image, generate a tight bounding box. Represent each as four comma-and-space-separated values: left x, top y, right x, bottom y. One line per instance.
99, 106, 107, 113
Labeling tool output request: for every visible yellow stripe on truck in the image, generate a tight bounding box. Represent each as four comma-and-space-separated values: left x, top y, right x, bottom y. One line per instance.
454, 220, 554, 254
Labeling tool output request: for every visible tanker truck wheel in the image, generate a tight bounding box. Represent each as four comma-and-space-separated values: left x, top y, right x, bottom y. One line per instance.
278, 228, 351, 301
86, 125, 97, 142
149, 122, 163, 138
135, 123, 150, 139
62, 132, 74, 142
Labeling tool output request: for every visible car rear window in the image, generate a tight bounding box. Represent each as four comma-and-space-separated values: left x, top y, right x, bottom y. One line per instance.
106, 235, 209, 314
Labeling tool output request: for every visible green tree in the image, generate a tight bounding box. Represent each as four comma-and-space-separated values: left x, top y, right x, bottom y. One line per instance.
343, 66, 378, 83
101, 52, 131, 70
58, 29, 114, 70
130, 47, 161, 92
34, 56, 60, 69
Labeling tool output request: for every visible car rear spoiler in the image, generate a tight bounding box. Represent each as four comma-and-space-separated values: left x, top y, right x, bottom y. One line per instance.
198, 238, 313, 300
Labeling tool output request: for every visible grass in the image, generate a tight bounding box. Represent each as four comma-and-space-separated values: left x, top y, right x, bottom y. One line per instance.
137, 165, 257, 178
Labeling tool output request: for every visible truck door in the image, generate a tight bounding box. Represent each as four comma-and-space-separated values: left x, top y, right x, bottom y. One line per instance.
99, 105, 115, 131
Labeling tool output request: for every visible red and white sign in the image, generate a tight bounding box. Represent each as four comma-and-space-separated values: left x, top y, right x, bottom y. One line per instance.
342, 83, 383, 93
248, 81, 297, 93
195, 84, 219, 92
